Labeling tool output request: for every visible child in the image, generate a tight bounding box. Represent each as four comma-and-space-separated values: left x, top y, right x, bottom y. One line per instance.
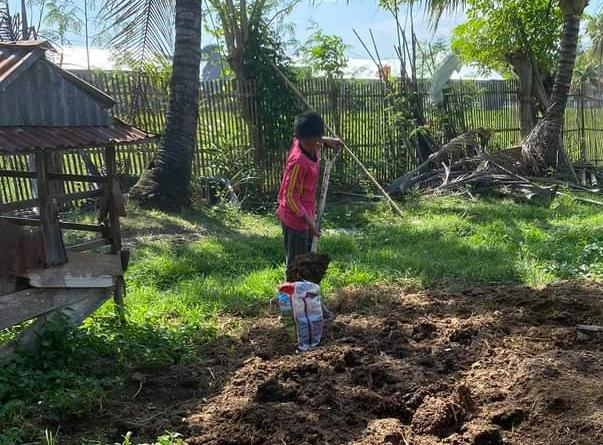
276, 111, 341, 266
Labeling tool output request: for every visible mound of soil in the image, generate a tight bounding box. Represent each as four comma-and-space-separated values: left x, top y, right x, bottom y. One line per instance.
58, 281, 603, 445
184, 282, 603, 445
286, 252, 331, 283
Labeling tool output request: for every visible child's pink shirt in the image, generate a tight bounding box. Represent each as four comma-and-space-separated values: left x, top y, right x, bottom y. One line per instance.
276, 138, 320, 231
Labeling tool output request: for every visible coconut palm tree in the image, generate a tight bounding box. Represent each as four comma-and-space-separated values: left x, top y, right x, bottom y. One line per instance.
521, 0, 588, 173
100, 0, 201, 210
420, 0, 587, 174
0, 0, 36, 40
129, 0, 201, 210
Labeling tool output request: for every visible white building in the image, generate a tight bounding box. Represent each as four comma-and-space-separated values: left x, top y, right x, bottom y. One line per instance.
340, 58, 502, 80
52, 46, 502, 81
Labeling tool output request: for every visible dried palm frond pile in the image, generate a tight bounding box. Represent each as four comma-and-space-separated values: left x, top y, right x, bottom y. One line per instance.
386, 128, 603, 206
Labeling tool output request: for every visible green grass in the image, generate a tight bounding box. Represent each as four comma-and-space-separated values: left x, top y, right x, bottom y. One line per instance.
3, 194, 603, 444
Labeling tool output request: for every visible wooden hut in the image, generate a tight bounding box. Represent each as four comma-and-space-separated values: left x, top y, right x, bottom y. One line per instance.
0, 41, 154, 354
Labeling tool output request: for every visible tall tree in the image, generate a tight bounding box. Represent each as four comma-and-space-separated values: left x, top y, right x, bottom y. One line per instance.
127, 0, 201, 210
205, 0, 300, 163
422, 0, 588, 174
206, 0, 296, 84
299, 27, 349, 79
522, 0, 588, 173
101, 0, 200, 210
452, 0, 562, 136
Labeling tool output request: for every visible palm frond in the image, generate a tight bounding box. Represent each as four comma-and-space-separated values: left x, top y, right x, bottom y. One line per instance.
0, 0, 21, 41
99, 0, 175, 64
417, 0, 465, 25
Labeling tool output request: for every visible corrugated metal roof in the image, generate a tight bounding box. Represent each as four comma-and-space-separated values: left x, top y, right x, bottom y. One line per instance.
0, 41, 55, 49
0, 47, 41, 84
0, 40, 116, 108
0, 119, 155, 153
49, 61, 116, 108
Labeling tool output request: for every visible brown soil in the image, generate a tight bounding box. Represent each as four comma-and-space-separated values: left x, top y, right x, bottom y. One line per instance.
286, 253, 331, 283
61, 281, 603, 445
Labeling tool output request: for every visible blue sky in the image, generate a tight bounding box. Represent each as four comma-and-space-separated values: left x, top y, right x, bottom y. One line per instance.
9, 0, 464, 57
7, 0, 603, 59
221, 1, 465, 58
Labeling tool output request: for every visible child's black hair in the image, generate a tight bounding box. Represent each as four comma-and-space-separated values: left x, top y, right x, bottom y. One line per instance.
294, 111, 325, 139
286, 252, 330, 284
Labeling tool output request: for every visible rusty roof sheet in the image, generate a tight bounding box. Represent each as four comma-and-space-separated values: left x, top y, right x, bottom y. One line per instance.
0, 47, 41, 84
0, 119, 156, 153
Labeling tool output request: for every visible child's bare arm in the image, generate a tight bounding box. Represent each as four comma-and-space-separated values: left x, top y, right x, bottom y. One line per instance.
322, 136, 343, 148
302, 213, 320, 237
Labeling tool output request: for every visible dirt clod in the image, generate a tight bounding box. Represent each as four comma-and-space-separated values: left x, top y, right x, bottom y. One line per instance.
411, 396, 465, 438
471, 427, 503, 445
351, 418, 408, 445
455, 384, 475, 413
286, 252, 331, 283
412, 321, 438, 341
491, 407, 527, 429
255, 378, 297, 403
546, 396, 572, 414
449, 327, 476, 345
344, 349, 362, 367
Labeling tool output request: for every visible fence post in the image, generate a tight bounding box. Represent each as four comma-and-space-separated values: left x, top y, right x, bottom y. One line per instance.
579, 84, 587, 162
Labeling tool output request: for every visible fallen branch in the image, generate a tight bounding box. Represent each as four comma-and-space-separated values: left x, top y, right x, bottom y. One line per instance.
557, 191, 603, 206
526, 176, 601, 194
576, 324, 603, 332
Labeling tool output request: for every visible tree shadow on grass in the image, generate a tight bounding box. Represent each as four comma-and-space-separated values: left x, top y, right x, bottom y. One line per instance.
127, 220, 522, 316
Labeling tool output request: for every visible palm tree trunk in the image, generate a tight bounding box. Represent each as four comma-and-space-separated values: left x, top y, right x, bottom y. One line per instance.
20, 0, 28, 39
130, 0, 201, 211
522, 0, 587, 174
509, 51, 537, 137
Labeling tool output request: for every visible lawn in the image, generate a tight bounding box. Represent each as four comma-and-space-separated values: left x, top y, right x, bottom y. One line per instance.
2, 193, 603, 444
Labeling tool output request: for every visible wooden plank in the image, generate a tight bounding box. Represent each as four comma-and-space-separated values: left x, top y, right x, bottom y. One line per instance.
0, 198, 39, 213
0, 289, 111, 361
0, 287, 107, 330
35, 152, 67, 267
0, 216, 108, 233
67, 238, 111, 252
48, 173, 110, 183
60, 221, 108, 233
55, 188, 103, 204
23, 252, 122, 288
0, 169, 36, 179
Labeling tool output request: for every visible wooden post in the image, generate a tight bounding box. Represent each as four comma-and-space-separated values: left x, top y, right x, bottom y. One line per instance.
104, 145, 125, 318
0, 275, 16, 297
104, 145, 122, 254
35, 152, 67, 267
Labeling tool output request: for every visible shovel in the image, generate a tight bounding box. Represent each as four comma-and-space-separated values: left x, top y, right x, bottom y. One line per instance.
311, 146, 343, 253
